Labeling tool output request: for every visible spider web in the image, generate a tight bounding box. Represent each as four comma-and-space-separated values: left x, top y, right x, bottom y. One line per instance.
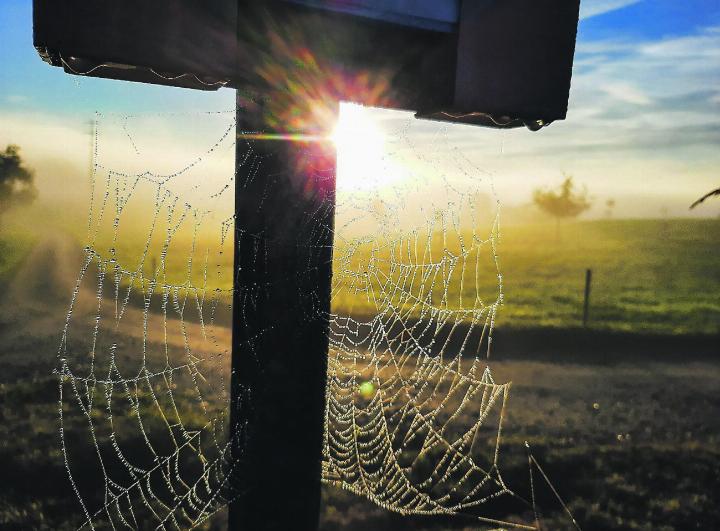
58, 110, 238, 529
56, 106, 579, 530
325, 113, 511, 520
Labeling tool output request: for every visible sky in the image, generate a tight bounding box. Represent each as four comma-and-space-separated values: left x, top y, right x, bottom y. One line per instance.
1, 0, 719, 220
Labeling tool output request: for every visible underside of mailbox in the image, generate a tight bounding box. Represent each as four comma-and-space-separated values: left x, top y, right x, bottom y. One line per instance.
33, 0, 580, 130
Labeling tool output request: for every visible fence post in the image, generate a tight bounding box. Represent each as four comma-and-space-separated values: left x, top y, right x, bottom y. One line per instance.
582, 268, 592, 327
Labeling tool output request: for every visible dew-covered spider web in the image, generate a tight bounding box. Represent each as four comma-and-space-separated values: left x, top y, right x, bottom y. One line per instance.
56, 106, 579, 530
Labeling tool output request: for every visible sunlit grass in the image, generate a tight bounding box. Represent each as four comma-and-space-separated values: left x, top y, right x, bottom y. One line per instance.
4, 218, 717, 334
332, 218, 720, 334
0, 229, 36, 283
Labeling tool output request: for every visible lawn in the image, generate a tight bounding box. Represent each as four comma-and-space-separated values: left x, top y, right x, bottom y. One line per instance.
2, 217, 718, 335
331, 218, 720, 335
495, 219, 720, 334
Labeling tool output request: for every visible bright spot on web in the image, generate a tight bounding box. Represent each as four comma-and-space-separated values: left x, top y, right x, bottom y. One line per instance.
332, 103, 404, 193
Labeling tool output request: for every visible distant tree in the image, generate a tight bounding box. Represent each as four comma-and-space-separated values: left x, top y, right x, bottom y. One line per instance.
605, 198, 616, 219
0, 145, 37, 228
533, 176, 591, 239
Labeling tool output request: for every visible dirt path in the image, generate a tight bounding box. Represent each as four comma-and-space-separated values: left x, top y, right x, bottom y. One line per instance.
0, 233, 232, 381
0, 233, 85, 376
3, 232, 83, 308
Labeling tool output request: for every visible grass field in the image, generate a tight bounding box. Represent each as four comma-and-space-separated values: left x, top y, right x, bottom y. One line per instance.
331, 218, 720, 335
0, 217, 718, 530
54, 218, 720, 335
495, 219, 720, 334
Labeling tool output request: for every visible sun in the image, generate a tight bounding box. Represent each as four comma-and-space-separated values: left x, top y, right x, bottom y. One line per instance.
331, 103, 402, 193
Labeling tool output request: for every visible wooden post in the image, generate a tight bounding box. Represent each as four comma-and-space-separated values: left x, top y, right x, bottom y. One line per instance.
582, 268, 592, 327
228, 95, 336, 530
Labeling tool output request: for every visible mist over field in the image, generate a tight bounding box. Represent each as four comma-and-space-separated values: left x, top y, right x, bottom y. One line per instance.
3, 107, 720, 230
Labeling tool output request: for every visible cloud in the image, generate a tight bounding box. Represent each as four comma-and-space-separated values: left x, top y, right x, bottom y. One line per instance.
579, 0, 643, 20
640, 27, 720, 60
403, 21, 720, 216
573, 25, 720, 105
575, 39, 636, 55
600, 83, 652, 105
0, 111, 92, 207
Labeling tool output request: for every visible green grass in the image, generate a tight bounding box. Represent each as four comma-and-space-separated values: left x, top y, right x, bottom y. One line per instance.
5, 218, 719, 335
0, 230, 36, 285
5, 217, 720, 336
331, 218, 720, 335
495, 219, 720, 334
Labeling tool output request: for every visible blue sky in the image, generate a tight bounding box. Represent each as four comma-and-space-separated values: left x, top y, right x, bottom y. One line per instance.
1, 0, 719, 218
579, 0, 720, 40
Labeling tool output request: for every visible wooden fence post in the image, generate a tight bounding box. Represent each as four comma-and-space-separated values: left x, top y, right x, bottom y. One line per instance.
582, 268, 592, 327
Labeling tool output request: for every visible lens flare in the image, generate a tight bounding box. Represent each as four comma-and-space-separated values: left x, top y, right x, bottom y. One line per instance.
358, 381, 375, 399
333, 103, 404, 193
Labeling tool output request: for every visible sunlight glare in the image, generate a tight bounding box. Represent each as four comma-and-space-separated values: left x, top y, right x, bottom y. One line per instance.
332, 103, 402, 193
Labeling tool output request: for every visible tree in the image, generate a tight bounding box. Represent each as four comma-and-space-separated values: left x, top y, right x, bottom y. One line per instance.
605, 198, 616, 219
0, 145, 37, 227
533, 176, 591, 239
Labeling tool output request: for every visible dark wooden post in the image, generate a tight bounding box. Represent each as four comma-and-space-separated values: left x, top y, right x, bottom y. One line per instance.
228, 95, 336, 530
582, 268, 592, 327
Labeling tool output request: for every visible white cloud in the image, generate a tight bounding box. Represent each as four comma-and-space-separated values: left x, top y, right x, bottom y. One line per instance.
579, 0, 643, 20
411, 22, 720, 215
0, 110, 236, 211
641, 28, 720, 60
0, 112, 89, 162
600, 83, 652, 105
575, 40, 635, 55
574, 26, 720, 102
0, 112, 93, 207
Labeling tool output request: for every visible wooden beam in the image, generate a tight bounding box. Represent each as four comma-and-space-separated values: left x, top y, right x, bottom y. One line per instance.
32, 0, 580, 126
228, 94, 336, 530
